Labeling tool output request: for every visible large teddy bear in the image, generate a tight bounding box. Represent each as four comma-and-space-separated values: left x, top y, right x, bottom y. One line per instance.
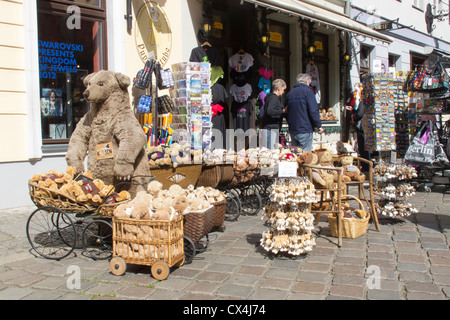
66, 70, 149, 197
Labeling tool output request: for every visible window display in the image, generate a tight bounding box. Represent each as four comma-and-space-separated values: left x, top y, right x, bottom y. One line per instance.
37, 3, 105, 143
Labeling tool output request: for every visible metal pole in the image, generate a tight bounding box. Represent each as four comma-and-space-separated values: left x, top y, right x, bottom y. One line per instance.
153, 62, 159, 145
125, 0, 132, 30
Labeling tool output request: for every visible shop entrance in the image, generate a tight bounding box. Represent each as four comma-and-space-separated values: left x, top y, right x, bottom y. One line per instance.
209, 0, 257, 130
312, 32, 330, 110
268, 20, 291, 96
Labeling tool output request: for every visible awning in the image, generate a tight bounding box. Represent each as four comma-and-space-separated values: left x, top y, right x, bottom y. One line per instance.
244, 0, 393, 43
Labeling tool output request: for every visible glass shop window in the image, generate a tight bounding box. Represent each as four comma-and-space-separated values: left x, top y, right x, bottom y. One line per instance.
360, 45, 372, 74
37, 1, 106, 144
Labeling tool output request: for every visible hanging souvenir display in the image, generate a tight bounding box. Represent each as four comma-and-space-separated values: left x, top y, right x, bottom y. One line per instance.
260, 177, 318, 256
373, 162, 419, 218
393, 73, 410, 157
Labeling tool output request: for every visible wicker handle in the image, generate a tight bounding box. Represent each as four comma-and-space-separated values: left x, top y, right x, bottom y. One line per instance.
341, 194, 369, 218
29, 181, 78, 203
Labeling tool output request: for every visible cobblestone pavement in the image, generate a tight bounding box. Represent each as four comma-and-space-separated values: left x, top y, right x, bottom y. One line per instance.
0, 186, 449, 301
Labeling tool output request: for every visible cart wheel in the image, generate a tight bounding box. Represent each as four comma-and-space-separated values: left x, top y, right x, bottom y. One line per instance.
26, 206, 77, 260
183, 236, 196, 264
110, 256, 127, 276
82, 219, 113, 260
151, 261, 170, 280
240, 185, 262, 215
224, 192, 241, 222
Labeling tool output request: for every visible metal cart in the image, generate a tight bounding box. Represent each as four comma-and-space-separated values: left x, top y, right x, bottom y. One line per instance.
26, 180, 121, 261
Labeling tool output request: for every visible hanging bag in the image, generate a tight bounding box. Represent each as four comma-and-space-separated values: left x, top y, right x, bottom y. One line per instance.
156, 64, 175, 90
136, 95, 153, 114
441, 67, 450, 89
134, 59, 156, 90
431, 121, 450, 167
405, 121, 437, 166
403, 70, 415, 92
405, 120, 450, 167
413, 69, 427, 91
157, 95, 174, 114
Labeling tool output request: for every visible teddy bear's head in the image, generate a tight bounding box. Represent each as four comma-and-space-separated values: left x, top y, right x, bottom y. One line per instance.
311, 153, 319, 165
172, 195, 189, 215
130, 202, 150, 220
298, 151, 313, 165
152, 207, 172, 221
318, 149, 333, 164
147, 180, 163, 197
82, 70, 131, 104
340, 155, 354, 166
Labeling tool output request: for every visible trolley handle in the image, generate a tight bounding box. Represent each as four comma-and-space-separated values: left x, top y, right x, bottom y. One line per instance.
96, 175, 156, 211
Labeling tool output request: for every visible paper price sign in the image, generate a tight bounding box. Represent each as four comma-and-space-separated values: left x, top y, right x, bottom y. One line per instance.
278, 161, 298, 178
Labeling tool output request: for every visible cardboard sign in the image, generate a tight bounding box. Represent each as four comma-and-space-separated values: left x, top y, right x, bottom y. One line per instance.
96, 142, 114, 160
278, 161, 298, 178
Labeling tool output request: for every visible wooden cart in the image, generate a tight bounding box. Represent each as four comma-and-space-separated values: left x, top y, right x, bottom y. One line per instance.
109, 215, 185, 281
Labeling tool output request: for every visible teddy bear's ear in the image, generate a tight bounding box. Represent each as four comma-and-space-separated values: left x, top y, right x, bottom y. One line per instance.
83, 72, 95, 87
114, 72, 131, 90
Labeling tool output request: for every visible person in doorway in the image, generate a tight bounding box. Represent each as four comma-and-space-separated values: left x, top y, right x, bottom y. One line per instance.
262, 79, 287, 149
346, 100, 370, 171
285, 73, 324, 151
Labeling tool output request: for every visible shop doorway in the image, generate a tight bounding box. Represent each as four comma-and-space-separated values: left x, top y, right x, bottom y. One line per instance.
210, 0, 256, 130
269, 20, 291, 97
313, 32, 330, 110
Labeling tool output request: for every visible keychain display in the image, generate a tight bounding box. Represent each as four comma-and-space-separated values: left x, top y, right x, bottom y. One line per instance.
373, 162, 418, 218
261, 177, 318, 256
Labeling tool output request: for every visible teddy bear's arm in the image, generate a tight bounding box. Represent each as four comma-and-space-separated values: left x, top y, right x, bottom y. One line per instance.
66, 115, 92, 174
113, 119, 147, 179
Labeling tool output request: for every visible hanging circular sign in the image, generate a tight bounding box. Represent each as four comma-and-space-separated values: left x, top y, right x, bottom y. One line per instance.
135, 1, 172, 67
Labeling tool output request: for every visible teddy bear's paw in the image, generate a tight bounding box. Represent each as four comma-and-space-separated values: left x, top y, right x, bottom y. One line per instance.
114, 163, 134, 181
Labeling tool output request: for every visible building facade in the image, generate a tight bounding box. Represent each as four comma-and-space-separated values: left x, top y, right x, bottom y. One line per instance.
0, 0, 393, 209
348, 0, 450, 84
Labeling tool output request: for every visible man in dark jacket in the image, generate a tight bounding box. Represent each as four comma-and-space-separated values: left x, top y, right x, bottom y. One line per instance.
262, 79, 287, 149
285, 73, 324, 151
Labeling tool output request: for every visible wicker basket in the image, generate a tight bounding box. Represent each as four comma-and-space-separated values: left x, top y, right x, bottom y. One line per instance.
29, 181, 94, 214
97, 201, 130, 217
150, 164, 202, 189
218, 163, 235, 187
212, 199, 226, 229
327, 195, 369, 239
112, 215, 184, 267
29, 181, 128, 216
183, 205, 214, 243
196, 164, 221, 188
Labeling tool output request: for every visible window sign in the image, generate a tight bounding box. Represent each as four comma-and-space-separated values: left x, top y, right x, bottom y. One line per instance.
38, 41, 84, 78
37, 5, 105, 143
270, 32, 283, 43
